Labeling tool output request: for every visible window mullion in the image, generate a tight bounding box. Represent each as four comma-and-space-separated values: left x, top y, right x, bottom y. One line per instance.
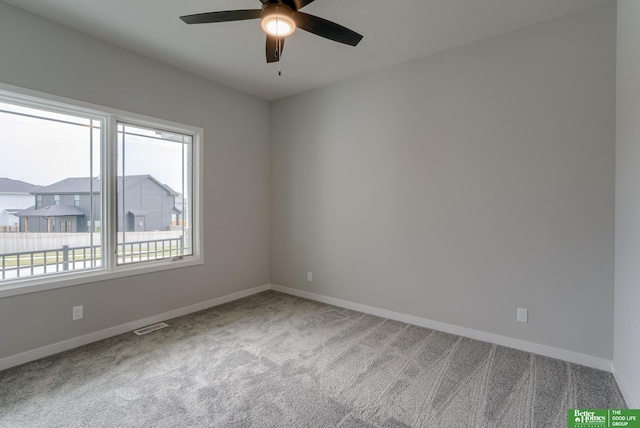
103, 115, 118, 271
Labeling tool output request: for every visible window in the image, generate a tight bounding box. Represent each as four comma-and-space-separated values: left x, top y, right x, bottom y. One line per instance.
116, 123, 193, 264
0, 86, 202, 295
0, 97, 101, 279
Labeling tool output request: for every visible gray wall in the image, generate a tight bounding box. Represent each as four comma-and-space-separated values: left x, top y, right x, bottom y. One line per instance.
0, 3, 270, 359
271, 3, 616, 359
615, 0, 640, 407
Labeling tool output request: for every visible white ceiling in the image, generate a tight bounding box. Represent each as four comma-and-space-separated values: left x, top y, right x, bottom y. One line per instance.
2, 0, 610, 101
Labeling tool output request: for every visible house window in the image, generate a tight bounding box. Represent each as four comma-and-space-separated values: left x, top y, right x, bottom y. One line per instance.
0, 87, 202, 295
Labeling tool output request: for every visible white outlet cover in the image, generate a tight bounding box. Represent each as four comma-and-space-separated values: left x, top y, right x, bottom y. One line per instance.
73, 305, 83, 320
517, 307, 528, 323
307, 272, 312, 281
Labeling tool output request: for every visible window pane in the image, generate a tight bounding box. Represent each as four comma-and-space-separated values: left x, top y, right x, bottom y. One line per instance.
116, 122, 192, 265
0, 101, 102, 281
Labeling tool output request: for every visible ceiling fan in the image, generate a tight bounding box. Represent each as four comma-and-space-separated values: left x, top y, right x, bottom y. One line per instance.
180, 0, 363, 64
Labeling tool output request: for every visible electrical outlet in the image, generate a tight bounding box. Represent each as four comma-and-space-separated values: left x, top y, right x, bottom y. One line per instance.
73, 305, 83, 321
517, 307, 528, 323
307, 272, 312, 282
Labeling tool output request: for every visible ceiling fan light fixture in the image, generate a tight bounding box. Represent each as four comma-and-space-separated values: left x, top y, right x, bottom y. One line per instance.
261, 5, 296, 37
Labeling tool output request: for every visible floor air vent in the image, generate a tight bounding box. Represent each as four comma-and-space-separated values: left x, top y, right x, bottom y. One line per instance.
133, 322, 169, 336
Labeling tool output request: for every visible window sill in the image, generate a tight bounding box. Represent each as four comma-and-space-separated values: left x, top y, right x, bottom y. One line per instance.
0, 256, 204, 299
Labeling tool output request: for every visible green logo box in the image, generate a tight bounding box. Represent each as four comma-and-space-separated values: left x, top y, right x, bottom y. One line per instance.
568, 409, 640, 428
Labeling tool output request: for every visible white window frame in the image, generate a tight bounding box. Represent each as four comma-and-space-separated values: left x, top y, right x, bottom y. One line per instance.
0, 83, 204, 299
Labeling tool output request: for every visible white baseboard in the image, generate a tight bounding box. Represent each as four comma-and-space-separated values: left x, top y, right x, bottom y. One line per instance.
0, 282, 615, 375
612, 362, 638, 408
0, 284, 270, 372
269, 284, 613, 372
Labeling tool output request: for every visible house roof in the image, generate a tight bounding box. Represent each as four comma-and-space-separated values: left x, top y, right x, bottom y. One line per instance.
2, 209, 22, 215
0, 178, 41, 194
36, 177, 100, 195
35, 175, 178, 196
17, 205, 85, 217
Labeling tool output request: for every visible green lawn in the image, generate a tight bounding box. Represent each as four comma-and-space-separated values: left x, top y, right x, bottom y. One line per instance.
1, 243, 185, 272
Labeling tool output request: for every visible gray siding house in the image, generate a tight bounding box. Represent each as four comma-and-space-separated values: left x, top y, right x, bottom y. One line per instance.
0, 178, 42, 232
18, 175, 180, 233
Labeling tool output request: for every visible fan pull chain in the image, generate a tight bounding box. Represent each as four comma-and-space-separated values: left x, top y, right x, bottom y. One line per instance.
276, 12, 282, 76
278, 37, 282, 76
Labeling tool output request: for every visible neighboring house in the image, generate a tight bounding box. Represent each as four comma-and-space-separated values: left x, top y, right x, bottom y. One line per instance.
0, 178, 42, 232
173, 195, 188, 227
18, 175, 180, 233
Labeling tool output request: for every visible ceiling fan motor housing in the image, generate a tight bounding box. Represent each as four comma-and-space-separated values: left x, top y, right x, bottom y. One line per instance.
262, 0, 298, 12
261, 4, 296, 20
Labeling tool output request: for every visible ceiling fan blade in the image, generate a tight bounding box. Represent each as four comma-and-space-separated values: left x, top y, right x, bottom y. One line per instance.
266, 35, 285, 63
292, 0, 316, 10
180, 9, 262, 25
293, 12, 363, 46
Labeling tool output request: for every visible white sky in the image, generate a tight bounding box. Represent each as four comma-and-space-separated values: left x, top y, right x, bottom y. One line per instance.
0, 102, 187, 193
